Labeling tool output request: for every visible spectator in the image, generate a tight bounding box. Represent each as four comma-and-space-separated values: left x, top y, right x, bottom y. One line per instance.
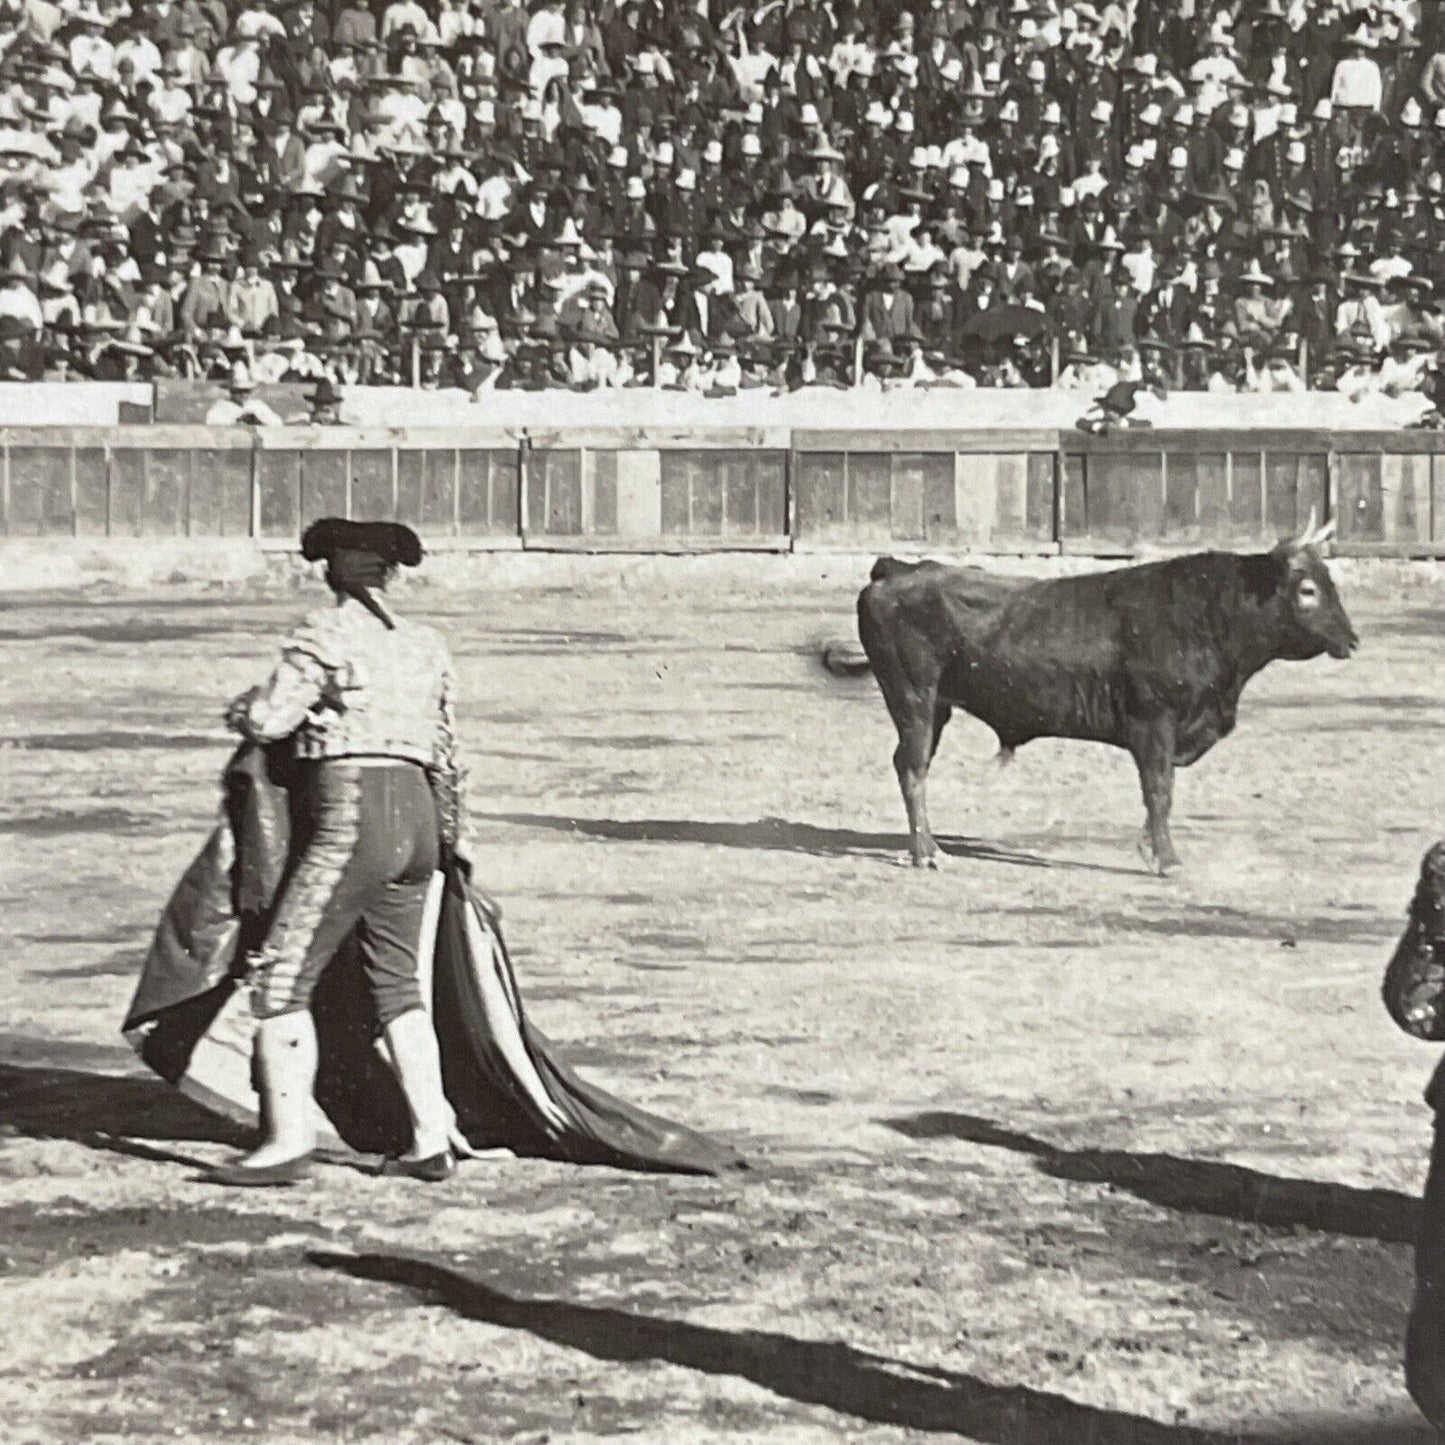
204, 360, 283, 423
0, 0, 1436, 398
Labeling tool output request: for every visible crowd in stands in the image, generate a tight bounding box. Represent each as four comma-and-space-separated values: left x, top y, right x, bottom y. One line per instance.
4, 0, 1445, 404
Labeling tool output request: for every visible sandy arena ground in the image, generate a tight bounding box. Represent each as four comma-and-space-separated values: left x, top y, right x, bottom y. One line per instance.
2, 552, 1444, 1445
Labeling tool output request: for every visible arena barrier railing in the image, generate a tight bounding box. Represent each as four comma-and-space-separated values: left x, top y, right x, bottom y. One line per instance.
3, 426, 1445, 559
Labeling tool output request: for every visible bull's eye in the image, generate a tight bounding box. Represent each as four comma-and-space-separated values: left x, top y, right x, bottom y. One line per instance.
1296, 578, 1320, 610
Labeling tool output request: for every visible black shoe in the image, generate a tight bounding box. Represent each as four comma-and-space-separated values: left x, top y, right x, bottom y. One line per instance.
202, 1153, 315, 1188
377, 1151, 455, 1182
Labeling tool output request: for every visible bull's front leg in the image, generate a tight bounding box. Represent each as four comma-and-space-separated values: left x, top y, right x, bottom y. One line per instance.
1127, 715, 1180, 875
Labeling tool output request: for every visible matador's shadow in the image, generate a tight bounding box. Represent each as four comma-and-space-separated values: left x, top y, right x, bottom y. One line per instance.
310, 1251, 1429, 1444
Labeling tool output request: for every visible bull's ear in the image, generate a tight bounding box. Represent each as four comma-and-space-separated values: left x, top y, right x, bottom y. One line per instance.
1243, 548, 1290, 601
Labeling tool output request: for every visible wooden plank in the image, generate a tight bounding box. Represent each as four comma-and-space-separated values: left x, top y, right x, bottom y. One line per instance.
1434, 455, 1445, 544
847, 453, 892, 541
1060, 451, 1087, 543
0, 425, 254, 450
890, 454, 927, 542
1065, 428, 1340, 454
658, 451, 691, 534
1090, 450, 1160, 545
252, 426, 518, 450
525, 426, 789, 450
521, 533, 789, 554
258, 533, 523, 553
723, 452, 759, 537
756, 453, 787, 536
1335, 453, 1384, 543
299, 451, 348, 531
590, 449, 619, 533
686, 452, 724, 535
1186, 453, 1229, 543
417, 448, 455, 534
73, 448, 108, 536
187, 449, 252, 536
392, 449, 424, 525
614, 449, 662, 536
142, 449, 188, 536
792, 451, 846, 543
921, 452, 956, 542
1263, 451, 1327, 539
1225, 449, 1264, 540
1163, 451, 1202, 543
1336, 540, 1445, 558
457, 449, 490, 534
108, 451, 144, 536
1380, 453, 1431, 544
795, 428, 1061, 452
256, 449, 300, 537
529, 450, 581, 534
347, 450, 392, 521
1025, 453, 1055, 541
953, 453, 998, 545
6, 447, 68, 535
992, 454, 1030, 541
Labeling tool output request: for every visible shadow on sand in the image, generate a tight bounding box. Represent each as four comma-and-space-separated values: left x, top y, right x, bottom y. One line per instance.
478, 812, 1140, 875
0, 1060, 246, 1155
884, 1113, 1420, 1245
309, 1252, 1428, 1444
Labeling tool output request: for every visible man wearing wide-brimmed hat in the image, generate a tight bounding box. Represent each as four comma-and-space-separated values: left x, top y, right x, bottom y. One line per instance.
798, 136, 853, 219
204, 358, 284, 425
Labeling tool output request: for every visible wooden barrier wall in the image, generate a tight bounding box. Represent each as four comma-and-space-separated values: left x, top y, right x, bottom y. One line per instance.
5, 426, 1445, 557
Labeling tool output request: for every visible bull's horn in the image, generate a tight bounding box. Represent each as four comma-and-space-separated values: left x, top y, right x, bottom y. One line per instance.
1312, 517, 1336, 544
1294, 507, 1319, 547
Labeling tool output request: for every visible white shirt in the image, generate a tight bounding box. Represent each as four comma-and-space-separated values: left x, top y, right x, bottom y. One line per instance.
114, 34, 162, 82
0, 280, 42, 329
382, 0, 430, 39
69, 33, 115, 81
941, 134, 992, 174
694, 246, 733, 295
475, 173, 515, 221
526, 7, 564, 52
206, 396, 284, 426
1331, 55, 1383, 110
215, 41, 261, 105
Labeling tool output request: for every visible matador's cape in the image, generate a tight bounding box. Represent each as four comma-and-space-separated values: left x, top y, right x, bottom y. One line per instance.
122, 743, 744, 1176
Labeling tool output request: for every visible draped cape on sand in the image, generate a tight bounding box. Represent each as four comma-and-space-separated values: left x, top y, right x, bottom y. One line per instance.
123, 742, 744, 1176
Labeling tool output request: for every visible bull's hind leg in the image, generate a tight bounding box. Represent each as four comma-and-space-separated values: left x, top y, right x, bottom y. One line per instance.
1127, 716, 1180, 875
893, 700, 952, 868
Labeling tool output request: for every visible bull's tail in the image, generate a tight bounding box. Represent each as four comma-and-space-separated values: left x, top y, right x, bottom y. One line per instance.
821, 557, 923, 679
819, 639, 873, 677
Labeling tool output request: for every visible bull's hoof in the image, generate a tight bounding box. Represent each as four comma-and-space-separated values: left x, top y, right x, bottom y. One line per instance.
898, 849, 944, 870
1138, 834, 1182, 876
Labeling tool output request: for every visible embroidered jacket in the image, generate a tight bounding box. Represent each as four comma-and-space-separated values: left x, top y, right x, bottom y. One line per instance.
228, 598, 465, 841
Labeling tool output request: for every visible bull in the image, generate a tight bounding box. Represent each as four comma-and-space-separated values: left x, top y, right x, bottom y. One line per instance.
834, 517, 1358, 873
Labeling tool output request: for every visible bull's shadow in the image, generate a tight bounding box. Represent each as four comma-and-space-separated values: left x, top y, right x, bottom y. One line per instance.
884, 1113, 1420, 1245
479, 812, 1139, 876
309, 1252, 1428, 1444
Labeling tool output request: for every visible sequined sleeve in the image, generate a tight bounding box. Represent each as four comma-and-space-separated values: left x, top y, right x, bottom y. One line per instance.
429, 655, 466, 848
228, 649, 329, 743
